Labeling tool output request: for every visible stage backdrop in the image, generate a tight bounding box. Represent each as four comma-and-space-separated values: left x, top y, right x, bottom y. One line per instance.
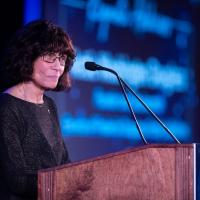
25, 0, 200, 161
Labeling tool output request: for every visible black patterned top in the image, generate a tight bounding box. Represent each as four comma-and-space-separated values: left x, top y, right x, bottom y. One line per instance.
0, 93, 70, 200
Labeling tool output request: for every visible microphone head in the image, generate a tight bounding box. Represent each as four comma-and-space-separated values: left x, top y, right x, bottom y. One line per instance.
85, 62, 98, 71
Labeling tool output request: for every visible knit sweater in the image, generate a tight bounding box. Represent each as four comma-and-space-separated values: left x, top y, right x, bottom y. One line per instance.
0, 93, 70, 200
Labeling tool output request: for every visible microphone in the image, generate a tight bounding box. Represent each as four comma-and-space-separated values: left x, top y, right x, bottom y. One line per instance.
85, 61, 148, 144
85, 61, 116, 74
85, 61, 181, 144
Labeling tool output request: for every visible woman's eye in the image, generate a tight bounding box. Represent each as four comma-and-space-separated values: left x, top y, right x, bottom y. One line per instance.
61, 56, 67, 61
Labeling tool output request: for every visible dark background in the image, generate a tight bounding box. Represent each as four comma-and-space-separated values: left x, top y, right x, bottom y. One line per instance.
0, 1, 23, 57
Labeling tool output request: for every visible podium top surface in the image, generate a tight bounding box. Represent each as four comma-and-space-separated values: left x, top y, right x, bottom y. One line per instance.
39, 143, 195, 173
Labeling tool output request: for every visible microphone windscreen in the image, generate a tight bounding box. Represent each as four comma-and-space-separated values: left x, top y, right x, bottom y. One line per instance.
85, 62, 97, 71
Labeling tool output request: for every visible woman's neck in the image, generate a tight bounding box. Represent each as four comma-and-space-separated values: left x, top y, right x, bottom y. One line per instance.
5, 82, 45, 104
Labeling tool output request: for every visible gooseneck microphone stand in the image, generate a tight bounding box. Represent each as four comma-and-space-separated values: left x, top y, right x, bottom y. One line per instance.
85, 61, 181, 144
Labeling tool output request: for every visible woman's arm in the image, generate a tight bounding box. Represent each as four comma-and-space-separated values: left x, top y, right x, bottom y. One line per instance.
0, 106, 37, 198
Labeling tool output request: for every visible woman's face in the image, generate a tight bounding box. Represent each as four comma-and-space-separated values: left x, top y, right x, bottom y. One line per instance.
31, 53, 66, 90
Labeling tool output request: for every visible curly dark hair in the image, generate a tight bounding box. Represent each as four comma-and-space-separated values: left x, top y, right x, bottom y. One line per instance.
0, 19, 76, 92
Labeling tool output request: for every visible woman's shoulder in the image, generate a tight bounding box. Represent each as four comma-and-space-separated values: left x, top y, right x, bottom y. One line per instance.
0, 93, 17, 107
0, 93, 22, 118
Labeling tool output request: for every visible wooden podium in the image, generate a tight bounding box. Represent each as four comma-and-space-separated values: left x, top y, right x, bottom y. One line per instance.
38, 144, 199, 200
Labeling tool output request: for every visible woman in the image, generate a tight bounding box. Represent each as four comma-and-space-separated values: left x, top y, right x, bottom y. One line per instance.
0, 19, 76, 199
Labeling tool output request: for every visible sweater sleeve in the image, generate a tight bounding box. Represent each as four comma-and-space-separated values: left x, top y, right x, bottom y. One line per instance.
61, 139, 71, 164
0, 106, 37, 198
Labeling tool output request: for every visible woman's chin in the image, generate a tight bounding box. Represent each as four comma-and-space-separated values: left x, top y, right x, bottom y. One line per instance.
47, 84, 58, 89
41, 82, 58, 90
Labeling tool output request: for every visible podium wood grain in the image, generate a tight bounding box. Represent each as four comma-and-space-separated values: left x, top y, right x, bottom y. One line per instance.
38, 144, 194, 200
